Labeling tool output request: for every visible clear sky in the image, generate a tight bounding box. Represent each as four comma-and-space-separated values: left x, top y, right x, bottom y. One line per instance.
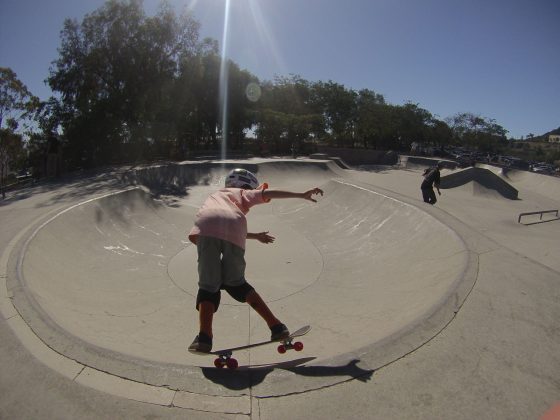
1, 0, 559, 138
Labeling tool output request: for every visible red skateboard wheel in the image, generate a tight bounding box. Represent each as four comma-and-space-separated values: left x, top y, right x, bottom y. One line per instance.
293, 341, 304, 351
277, 344, 287, 354
226, 358, 238, 370
214, 358, 225, 368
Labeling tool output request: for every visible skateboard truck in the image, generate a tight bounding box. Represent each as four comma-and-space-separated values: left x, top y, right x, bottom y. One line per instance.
276, 336, 304, 354
214, 352, 238, 369
211, 325, 311, 370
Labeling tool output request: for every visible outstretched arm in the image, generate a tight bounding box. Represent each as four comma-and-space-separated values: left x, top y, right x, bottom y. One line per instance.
247, 231, 275, 244
262, 187, 324, 203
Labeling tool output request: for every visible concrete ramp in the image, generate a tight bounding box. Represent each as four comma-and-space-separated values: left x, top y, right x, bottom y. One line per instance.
474, 163, 560, 200
500, 168, 560, 198
399, 156, 458, 170
440, 167, 519, 200
13, 160, 473, 395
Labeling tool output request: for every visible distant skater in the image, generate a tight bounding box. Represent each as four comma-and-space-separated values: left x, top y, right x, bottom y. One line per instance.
421, 162, 442, 205
187, 168, 324, 353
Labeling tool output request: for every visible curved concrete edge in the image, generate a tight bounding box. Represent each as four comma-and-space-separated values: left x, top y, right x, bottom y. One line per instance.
2, 160, 488, 406
250, 180, 484, 397
0, 191, 251, 414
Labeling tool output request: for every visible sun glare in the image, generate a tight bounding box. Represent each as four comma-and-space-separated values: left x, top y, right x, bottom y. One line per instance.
219, 0, 231, 160
245, 0, 286, 75
182, 0, 286, 160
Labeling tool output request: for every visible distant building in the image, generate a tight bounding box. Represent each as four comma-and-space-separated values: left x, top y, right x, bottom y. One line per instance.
549, 134, 560, 143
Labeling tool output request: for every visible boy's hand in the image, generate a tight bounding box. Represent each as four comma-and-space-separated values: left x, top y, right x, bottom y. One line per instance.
263, 188, 324, 202
250, 231, 275, 244
302, 188, 324, 202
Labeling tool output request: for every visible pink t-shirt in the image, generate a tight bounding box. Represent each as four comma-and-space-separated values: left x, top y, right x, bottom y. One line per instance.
188, 187, 269, 250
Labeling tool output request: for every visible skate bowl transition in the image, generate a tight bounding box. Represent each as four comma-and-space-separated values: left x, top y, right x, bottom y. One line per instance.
9, 159, 477, 395
440, 167, 519, 200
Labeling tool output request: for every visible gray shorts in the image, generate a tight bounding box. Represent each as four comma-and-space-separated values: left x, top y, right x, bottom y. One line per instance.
197, 236, 247, 293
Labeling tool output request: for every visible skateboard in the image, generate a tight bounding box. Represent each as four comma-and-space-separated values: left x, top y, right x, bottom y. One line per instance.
191, 325, 311, 370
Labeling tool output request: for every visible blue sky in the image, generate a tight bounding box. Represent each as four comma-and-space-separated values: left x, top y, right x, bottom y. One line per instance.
1, 0, 559, 138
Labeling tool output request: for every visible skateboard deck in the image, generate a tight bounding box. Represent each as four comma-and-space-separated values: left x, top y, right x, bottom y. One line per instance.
190, 325, 311, 370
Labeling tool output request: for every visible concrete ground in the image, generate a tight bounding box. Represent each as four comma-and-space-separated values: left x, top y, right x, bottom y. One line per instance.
1, 158, 558, 419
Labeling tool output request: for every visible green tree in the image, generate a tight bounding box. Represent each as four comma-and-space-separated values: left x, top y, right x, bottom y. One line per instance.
392, 102, 433, 150
0, 129, 25, 198
446, 112, 508, 152
253, 75, 321, 154
220, 61, 255, 152
0, 67, 40, 131
354, 89, 387, 149
311, 81, 357, 147
254, 109, 289, 154
47, 0, 205, 167
429, 119, 453, 150
0, 68, 39, 197
172, 37, 218, 156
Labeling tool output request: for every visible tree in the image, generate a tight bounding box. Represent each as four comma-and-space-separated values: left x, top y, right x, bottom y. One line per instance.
254, 109, 289, 154
429, 119, 453, 150
173, 37, 219, 155
253, 75, 321, 154
354, 89, 387, 149
47, 0, 205, 167
0, 129, 25, 198
0, 67, 40, 131
446, 112, 508, 152
311, 81, 357, 147
0, 68, 39, 197
393, 102, 433, 150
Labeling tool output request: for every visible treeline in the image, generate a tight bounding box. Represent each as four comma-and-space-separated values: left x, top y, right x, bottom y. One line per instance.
2, 0, 510, 177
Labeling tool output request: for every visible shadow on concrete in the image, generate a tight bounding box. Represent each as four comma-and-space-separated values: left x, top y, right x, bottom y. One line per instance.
200, 358, 374, 391
520, 218, 560, 226
354, 164, 395, 174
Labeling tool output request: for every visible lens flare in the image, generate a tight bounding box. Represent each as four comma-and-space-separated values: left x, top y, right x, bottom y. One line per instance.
245, 82, 262, 102
218, 0, 231, 161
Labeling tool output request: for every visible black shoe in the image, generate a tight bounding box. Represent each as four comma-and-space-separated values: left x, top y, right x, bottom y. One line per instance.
188, 332, 213, 353
270, 323, 290, 341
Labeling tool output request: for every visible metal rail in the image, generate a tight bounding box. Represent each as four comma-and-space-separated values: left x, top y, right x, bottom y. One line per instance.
518, 209, 559, 224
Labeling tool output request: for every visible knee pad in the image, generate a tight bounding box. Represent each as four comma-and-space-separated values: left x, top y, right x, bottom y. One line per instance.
223, 282, 255, 303
196, 289, 221, 312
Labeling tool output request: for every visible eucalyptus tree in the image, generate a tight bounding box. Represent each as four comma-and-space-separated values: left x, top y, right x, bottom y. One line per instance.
394, 102, 434, 150
172, 37, 220, 154
310, 81, 357, 148
429, 119, 454, 150
221, 61, 257, 151
0, 67, 40, 130
354, 88, 387, 149
446, 112, 508, 152
47, 0, 205, 167
0, 67, 39, 195
253, 108, 288, 154
253, 75, 321, 154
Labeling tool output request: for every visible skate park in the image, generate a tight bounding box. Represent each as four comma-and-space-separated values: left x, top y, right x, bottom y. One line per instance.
1, 157, 559, 419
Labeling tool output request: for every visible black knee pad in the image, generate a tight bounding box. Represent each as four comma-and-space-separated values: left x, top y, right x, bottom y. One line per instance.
196, 289, 221, 312
222, 282, 255, 303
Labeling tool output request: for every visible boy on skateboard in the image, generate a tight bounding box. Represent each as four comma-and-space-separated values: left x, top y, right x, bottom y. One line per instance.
187, 168, 323, 353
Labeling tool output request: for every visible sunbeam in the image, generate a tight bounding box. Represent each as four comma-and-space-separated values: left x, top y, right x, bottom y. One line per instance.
218, 0, 231, 161
246, 0, 287, 75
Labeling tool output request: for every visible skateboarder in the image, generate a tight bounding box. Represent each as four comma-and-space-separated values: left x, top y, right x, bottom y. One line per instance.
187, 168, 324, 353
421, 162, 442, 205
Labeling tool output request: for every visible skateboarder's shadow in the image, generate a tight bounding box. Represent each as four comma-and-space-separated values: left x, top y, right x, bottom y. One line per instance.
201, 358, 374, 390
